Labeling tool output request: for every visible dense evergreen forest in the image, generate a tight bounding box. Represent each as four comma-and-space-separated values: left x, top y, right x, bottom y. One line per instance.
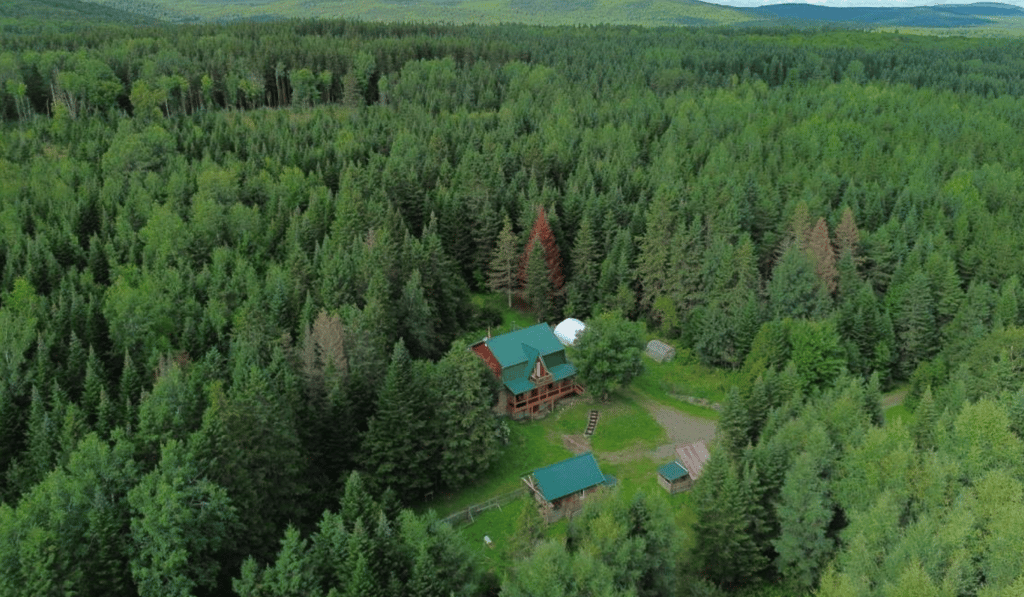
4, 14, 1024, 596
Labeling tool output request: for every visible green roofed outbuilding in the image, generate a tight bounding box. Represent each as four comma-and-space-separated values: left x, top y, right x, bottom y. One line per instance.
657, 460, 693, 494
524, 452, 614, 523
471, 323, 584, 419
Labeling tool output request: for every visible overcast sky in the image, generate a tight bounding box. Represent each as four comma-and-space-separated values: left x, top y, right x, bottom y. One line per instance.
710, 0, 1024, 7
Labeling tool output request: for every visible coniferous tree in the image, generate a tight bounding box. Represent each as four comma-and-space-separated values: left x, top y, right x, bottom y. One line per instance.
432, 341, 502, 489
892, 270, 936, 378
565, 214, 600, 318
692, 453, 767, 588
189, 363, 306, 565
720, 387, 753, 462
523, 237, 554, 321
834, 206, 860, 260
773, 450, 835, 591
487, 214, 519, 309
807, 217, 838, 294
129, 439, 237, 597
82, 346, 106, 423
398, 269, 437, 360
637, 186, 678, 311
362, 340, 434, 500
520, 205, 565, 309
769, 244, 829, 320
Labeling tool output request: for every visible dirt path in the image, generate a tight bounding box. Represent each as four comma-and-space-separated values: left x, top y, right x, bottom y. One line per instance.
599, 399, 717, 464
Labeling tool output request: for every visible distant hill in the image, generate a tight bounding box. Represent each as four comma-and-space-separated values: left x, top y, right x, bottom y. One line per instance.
739, 2, 1024, 28
0, 0, 159, 25
79, 0, 758, 26
71, 0, 1024, 33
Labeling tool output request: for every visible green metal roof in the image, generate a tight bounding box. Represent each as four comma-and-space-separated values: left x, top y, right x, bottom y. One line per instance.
548, 363, 577, 382
532, 452, 607, 502
485, 324, 566, 367
484, 324, 577, 396
658, 461, 689, 482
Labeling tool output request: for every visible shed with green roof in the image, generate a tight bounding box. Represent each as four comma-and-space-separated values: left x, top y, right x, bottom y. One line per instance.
471, 323, 583, 419
524, 452, 615, 522
657, 460, 693, 494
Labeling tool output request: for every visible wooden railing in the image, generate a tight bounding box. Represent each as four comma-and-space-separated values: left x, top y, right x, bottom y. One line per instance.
440, 487, 528, 528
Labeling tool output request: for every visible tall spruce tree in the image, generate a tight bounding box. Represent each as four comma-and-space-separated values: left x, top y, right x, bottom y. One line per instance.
565, 214, 600, 318
773, 450, 836, 591
692, 453, 767, 588
523, 237, 554, 321
362, 340, 435, 501
487, 214, 519, 309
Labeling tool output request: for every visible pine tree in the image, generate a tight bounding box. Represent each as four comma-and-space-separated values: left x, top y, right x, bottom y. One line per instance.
523, 237, 554, 321
82, 346, 106, 423
487, 214, 519, 309
807, 217, 839, 294
189, 364, 306, 565
637, 186, 678, 310
720, 387, 753, 462
433, 341, 501, 489
119, 350, 142, 413
520, 205, 565, 301
913, 386, 939, 451
772, 451, 835, 591
692, 453, 767, 588
340, 471, 378, 532
565, 214, 600, 318
96, 388, 115, 439
834, 206, 860, 259
893, 270, 936, 378
788, 200, 814, 251
362, 340, 434, 500
65, 331, 87, 399
863, 372, 885, 426
130, 439, 237, 597
24, 386, 56, 487
399, 269, 437, 360
769, 244, 830, 320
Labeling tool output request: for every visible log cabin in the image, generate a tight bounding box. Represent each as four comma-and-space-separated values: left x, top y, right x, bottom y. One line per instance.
523, 452, 615, 523
471, 323, 584, 419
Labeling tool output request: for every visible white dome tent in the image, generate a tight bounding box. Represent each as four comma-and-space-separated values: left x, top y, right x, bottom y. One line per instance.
553, 318, 586, 347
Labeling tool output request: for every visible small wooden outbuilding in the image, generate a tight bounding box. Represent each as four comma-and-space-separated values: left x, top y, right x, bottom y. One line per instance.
523, 452, 615, 523
657, 461, 693, 494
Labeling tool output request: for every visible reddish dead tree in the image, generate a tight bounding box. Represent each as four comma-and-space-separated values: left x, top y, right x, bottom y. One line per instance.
807, 217, 838, 294
520, 205, 565, 301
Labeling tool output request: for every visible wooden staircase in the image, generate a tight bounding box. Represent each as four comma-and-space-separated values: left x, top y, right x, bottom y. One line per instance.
585, 410, 599, 436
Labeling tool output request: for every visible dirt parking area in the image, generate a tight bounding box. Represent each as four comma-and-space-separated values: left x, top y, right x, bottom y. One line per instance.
598, 399, 717, 464
642, 399, 717, 461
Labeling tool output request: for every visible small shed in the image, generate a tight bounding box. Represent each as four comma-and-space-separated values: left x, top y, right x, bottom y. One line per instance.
645, 339, 676, 363
554, 318, 586, 347
523, 452, 615, 523
657, 461, 693, 494
675, 440, 710, 483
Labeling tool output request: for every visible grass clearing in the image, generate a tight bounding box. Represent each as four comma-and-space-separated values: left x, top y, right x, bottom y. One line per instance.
589, 394, 667, 453
884, 403, 914, 427
426, 417, 572, 518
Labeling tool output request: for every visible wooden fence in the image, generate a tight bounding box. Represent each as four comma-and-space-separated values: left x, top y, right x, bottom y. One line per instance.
440, 487, 528, 528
